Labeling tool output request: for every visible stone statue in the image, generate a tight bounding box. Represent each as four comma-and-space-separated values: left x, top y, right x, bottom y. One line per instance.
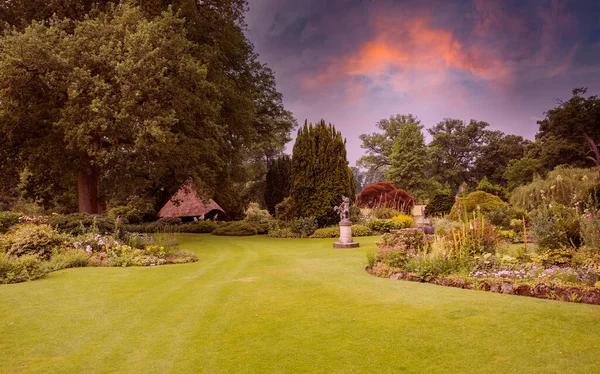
333, 195, 359, 248
334, 195, 351, 223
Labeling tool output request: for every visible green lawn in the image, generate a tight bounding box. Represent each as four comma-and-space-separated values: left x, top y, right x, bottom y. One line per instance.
1, 235, 600, 373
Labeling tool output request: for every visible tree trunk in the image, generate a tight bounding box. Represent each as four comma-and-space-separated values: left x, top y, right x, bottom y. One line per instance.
78, 170, 99, 214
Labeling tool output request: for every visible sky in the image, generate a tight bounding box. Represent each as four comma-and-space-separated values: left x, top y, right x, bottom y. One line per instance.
245, 0, 600, 165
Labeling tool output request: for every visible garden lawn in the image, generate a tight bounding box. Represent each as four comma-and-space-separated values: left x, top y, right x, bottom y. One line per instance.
2, 235, 600, 373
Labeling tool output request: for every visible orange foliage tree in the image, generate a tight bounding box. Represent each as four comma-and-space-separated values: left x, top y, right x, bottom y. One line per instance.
355, 182, 414, 215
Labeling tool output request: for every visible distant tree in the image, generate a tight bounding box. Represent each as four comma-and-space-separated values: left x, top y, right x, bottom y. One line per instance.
476, 176, 508, 201
386, 121, 436, 201
424, 192, 454, 217
471, 131, 529, 186
536, 88, 600, 170
265, 155, 292, 215
503, 157, 544, 191
351, 167, 366, 195
290, 120, 354, 226
428, 119, 489, 189
357, 114, 420, 176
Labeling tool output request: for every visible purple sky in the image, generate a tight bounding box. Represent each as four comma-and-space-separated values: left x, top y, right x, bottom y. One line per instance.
245, 0, 600, 165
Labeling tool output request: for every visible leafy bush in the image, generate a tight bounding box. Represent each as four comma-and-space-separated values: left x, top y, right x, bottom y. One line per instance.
245, 203, 271, 224
391, 214, 415, 227
107, 205, 142, 224
486, 205, 527, 230
374, 244, 410, 269
403, 255, 468, 281
0, 212, 21, 233
352, 224, 373, 237
179, 221, 219, 233
156, 217, 183, 226
275, 197, 294, 221
530, 248, 574, 267
0, 253, 46, 284
371, 207, 402, 219
266, 227, 300, 238
424, 193, 454, 217
48, 213, 114, 235
312, 226, 339, 238
212, 221, 258, 236
449, 191, 506, 220
46, 249, 89, 271
368, 219, 410, 233
511, 167, 599, 210
8, 224, 66, 259
290, 217, 318, 236
530, 205, 580, 250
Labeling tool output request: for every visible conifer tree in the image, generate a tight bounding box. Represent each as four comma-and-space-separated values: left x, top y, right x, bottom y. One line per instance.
265, 155, 292, 215
290, 120, 354, 226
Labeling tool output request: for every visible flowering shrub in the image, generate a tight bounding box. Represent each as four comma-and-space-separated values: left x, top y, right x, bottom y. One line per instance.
374, 244, 411, 268
378, 228, 427, 252
0, 253, 46, 284
8, 224, 66, 259
391, 214, 415, 227
371, 262, 391, 277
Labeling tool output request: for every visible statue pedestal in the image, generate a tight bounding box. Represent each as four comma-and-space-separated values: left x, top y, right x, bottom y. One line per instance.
333, 220, 359, 248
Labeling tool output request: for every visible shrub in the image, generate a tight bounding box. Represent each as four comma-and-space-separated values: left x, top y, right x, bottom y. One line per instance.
530, 205, 580, 250
47, 213, 114, 235
356, 182, 415, 214
530, 248, 574, 267
368, 219, 409, 233
312, 226, 339, 238
579, 211, 600, 250
107, 205, 142, 224
212, 221, 257, 236
46, 249, 90, 271
404, 255, 468, 281
486, 205, 527, 230
245, 203, 271, 224
0, 253, 46, 284
374, 244, 410, 268
178, 221, 219, 233
391, 214, 415, 227
371, 207, 402, 219
0, 212, 21, 233
267, 227, 300, 238
8, 224, 66, 259
424, 193, 454, 217
156, 216, 183, 226
275, 197, 294, 221
290, 217, 318, 237
449, 191, 506, 220
313, 224, 372, 238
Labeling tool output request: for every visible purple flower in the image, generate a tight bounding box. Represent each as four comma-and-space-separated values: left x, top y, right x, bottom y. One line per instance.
85, 245, 93, 254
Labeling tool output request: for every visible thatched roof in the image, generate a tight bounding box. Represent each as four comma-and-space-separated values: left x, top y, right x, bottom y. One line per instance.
157, 184, 225, 218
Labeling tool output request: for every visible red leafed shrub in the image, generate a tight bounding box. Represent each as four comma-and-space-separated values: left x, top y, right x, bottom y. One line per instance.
356, 182, 415, 215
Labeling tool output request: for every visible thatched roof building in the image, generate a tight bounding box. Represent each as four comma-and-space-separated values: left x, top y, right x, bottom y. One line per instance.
157, 184, 225, 220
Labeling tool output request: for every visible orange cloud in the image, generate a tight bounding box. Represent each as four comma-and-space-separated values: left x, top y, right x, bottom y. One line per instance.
302, 9, 513, 100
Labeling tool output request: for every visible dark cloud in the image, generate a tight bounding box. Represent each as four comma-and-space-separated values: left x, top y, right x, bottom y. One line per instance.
246, 0, 600, 163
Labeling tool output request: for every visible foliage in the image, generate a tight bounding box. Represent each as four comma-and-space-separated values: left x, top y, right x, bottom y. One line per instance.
428, 118, 489, 189
356, 182, 414, 214
312, 224, 372, 238
45, 249, 89, 272
486, 205, 527, 230
370, 207, 403, 219
530, 248, 574, 268
535, 88, 600, 171
244, 203, 271, 224
0, 253, 46, 284
374, 244, 411, 269
8, 224, 66, 259
107, 205, 142, 225
290, 217, 318, 237
504, 157, 545, 191
265, 155, 292, 215
212, 221, 259, 236
275, 197, 294, 221
368, 219, 412, 233
530, 205, 581, 250
266, 227, 300, 238
403, 256, 469, 281
476, 176, 508, 201
47, 213, 114, 235
378, 228, 427, 252
449, 191, 506, 219
391, 214, 415, 228
471, 132, 529, 186
510, 167, 599, 210
578, 211, 600, 250
290, 120, 354, 226
357, 114, 420, 175
0, 212, 22, 233
424, 192, 455, 217
386, 120, 434, 201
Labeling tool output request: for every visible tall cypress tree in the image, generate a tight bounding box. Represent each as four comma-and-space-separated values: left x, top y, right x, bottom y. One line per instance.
265, 155, 292, 215
290, 120, 353, 226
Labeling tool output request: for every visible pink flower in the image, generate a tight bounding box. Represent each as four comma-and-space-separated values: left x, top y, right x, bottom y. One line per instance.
116, 217, 121, 223
85, 245, 92, 254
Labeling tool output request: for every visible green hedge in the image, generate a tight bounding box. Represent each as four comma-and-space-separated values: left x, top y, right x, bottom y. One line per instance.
368, 219, 412, 233
312, 225, 373, 238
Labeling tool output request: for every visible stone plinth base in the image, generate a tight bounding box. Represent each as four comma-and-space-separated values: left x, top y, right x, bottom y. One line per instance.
334, 241, 360, 248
